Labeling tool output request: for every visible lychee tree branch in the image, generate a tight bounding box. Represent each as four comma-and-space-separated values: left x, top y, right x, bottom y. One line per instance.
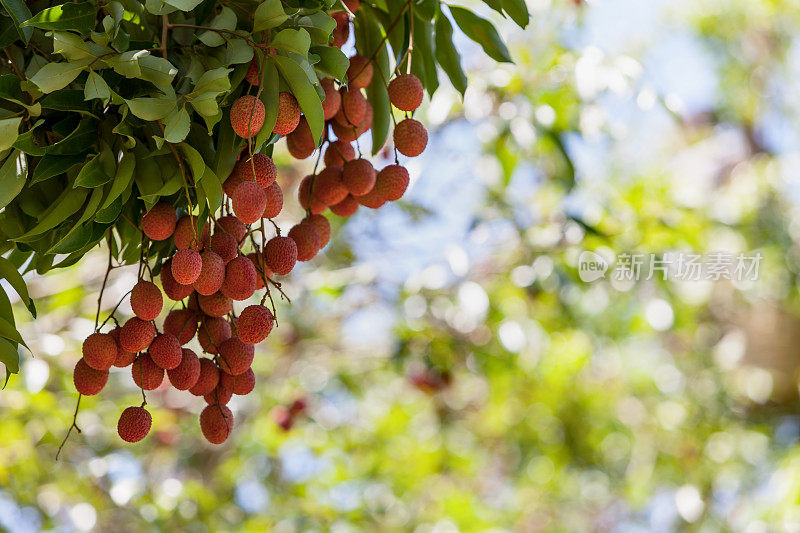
55, 393, 82, 460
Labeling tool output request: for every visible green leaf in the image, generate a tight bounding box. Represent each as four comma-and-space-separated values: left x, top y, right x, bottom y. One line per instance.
0, 286, 13, 327
75, 153, 112, 187
448, 6, 512, 63
0, 315, 25, 348
310, 45, 348, 80
161, 0, 204, 12
164, 105, 190, 143
199, 7, 236, 47
502, 0, 529, 28
15, 187, 89, 241
0, 117, 21, 152
23, 2, 96, 34
84, 70, 112, 104
0, 150, 26, 209
198, 166, 223, 212
355, 8, 390, 154
0, 256, 34, 317
296, 12, 335, 44
0, 337, 19, 374
193, 67, 232, 93
225, 38, 254, 65
127, 95, 177, 120
31, 153, 84, 183
105, 50, 143, 77
0, 17, 19, 48
273, 55, 323, 145
412, 12, 438, 96
253, 0, 288, 32
29, 60, 88, 93
1, 0, 33, 43
271, 29, 311, 57
51, 31, 106, 61
40, 90, 94, 113
435, 12, 467, 96
138, 54, 178, 87
99, 150, 135, 210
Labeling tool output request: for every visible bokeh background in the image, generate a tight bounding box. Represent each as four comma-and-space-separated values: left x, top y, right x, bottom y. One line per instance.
4, 0, 800, 530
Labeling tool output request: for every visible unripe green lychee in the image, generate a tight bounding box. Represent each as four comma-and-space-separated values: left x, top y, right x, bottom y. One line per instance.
149, 332, 182, 370
347, 54, 373, 89
273, 92, 301, 135
230, 95, 265, 138
342, 158, 377, 196
234, 154, 277, 189
321, 78, 341, 120
374, 164, 410, 201
263, 182, 284, 219
331, 11, 349, 48
193, 250, 226, 296
163, 309, 199, 345
130, 280, 163, 321
286, 116, 315, 159
160, 258, 194, 301
174, 215, 210, 251
131, 352, 165, 390
232, 181, 267, 225
387, 73, 424, 112
82, 332, 118, 371
331, 194, 361, 216
120, 317, 156, 353
73, 358, 109, 395
110, 327, 136, 367
304, 214, 331, 249
264, 236, 298, 275
200, 404, 234, 444
323, 140, 355, 168
198, 292, 233, 317
218, 337, 254, 375
168, 348, 201, 390
334, 87, 366, 126
237, 304, 274, 344
189, 358, 220, 396
288, 221, 321, 262
394, 118, 428, 157
331, 101, 372, 142
209, 232, 239, 264
221, 256, 257, 301
141, 202, 177, 241
298, 176, 328, 215
118, 406, 152, 443
216, 215, 247, 244
198, 316, 232, 354
311, 166, 349, 206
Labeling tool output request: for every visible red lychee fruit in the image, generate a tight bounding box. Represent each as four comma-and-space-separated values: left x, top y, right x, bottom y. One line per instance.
311, 166, 349, 206
168, 348, 201, 390
321, 78, 341, 120
298, 175, 328, 215
216, 215, 247, 244
209, 231, 238, 263
331, 11, 350, 48
343, 0, 360, 12
356, 186, 386, 209
323, 140, 355, 168
200, 404, 234, 444
288, 221, 321, 262
264, 236, 298, 275
141, 202, 177, 241
118, 406, 152, 443
286, 116, 315, 159
387, 73, 424, 112
234, 154, 277, 189
331, 101, 372, 142
394, 118, 428, 157
263, 181, 284, 219
232, 181, 267, 225
304, 214, 331, 248
198, 316, 232, 354
342, 158, 377, 196
174, 215, 209, 251
347, 54, 373, 89
223, 171, 246, 197
193, 250, 226, 296
245, 57, 260, 85
73, 358, 109, 395
374, 164, 410, 201
247, 252, 272, 290
330, 194, 360, 216
110, 327, 136, 367
335, 87, 366, 126
160, 258, 194, 301
274, 92, 301, 135
231, 367, 255, 395
82, 332, 117, 371
120, 317, 156, 354
130, 280, 163, 322
218, 338, 254, 375
171, 249, 203, 285
148, 332, 182, 370
163, 309, 198, 345
131, 352, 165, 390
204, 380, 234, 405
221, 256, 257, 300
198, 292, 233, 317
237, 305, 274, 344
189, 358, 220, 396
230, 95, 265, 138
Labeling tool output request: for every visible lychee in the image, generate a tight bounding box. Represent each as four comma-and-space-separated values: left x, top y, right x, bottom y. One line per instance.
330, 194, 360, 216
232, 181, 267, 225
131, 353, 165, 390
218, 338, 254, 375
374, 164, 410, 201
82, 332, 118, 371
174, 215, 209, 251
129, 280, 162, 322
347, 54, 373, 89
120, 317, 156, 353
237, 304, 274, 344
223, 171, 246, 197
117, 406, 152, 443
304, 214, 331, 249
311, 166, 349, 206
204, 380, 234, 405
198, 316, 232, 354
356, 186, 386, 209
263, 181, 284, 219
141, 202, 177, 241
342, 158, 377, 196
321, 78, 341, 120
298, 175, 328, 214
245, 57, 260, 85
164, 309, 198, 345
110, 327, 136, 367
323, 140, 355, 168
209, 231, 238, 263
198, 292, 233, 317
168, 348, 201, 390
343, 0, 360, 12
247, 252, 272, 290
148, 332, 182, 370
189, 358, 220, 396
171, 249, 203, 285
230, 95, 265, 138
231, 367, 255, 395
334, 87, 366, 127
331, 100, 372, 142
264, 236, 298, 275
288, 221, 321, 262
73, 358, 109, 395
273, 92, 301, 135
200, 404, 234, 444
286, 116, 315, 159
193, 250, 225, 295
387, 73, 424, 112
234, 154, 277, 189
216, 215, 247, 244
160, 258, 194, 301
221, 256, 257, 300
331, 11, 349, 48
394, 118, 428, 157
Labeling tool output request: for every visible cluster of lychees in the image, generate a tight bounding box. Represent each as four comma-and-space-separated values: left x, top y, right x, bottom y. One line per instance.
70, 1, 428, 447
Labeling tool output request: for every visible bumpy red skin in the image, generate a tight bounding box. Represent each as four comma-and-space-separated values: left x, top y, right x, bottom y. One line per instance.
204, 377, 234, 405
237, 305, 275, 344
230, 95, 265, 138
174, 215, 209, 251
287, 116, 315, 159
141, 203, 177, 241
387, 73, 424, 112
274, 92, 301, 135
304, 214, 331, 248
198, 292, 233, 317
312, 166, 349, 206
168, 348, 201, 390
221, 256, 257, 301
130, 281, 163, 322
335, 87, 366, 126
248, 252, 272, 290
189, 358, 220, 396
218, 338, 255, 375
120, 317, 156, 353
393, 118, 428, 157
110, 327, 136, 367
245, 58, 260, 85
131, 353, 165, 390
298, 176, 328, 215
263, 182, 284, 219
82, 332, 118, 371
343, 0, 360, 12
171, 249, 203, 285
193, 251, 226, 296
375, 164, 411, 201
234, 154, 277, 189
163, 309, 199, 346
209, 232, 238, 264
342, 158, 377, 196
73, 358, 109, 395
288, 222, 321, 262
161, 258, 194, 301
216, 215, 248, 244
223, 171, 246, 197
198, 316, 232, 355
321, 78, 341, 120
263, 236, 298, 275
331, 101, 372, 142
231, 367, 256, 395
323, 140, 356, 168
148, 332, 183, 370
331, 11, 350, 48
118, 406, 152, 443
331, 194, 361, 216
232, 181, 267, 225
200, 404, 234, 444
356, 187, 386, 209
347, 54, 373, 89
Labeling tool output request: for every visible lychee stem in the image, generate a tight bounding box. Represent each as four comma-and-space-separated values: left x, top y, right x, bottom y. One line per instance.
55, 393, 82, 460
